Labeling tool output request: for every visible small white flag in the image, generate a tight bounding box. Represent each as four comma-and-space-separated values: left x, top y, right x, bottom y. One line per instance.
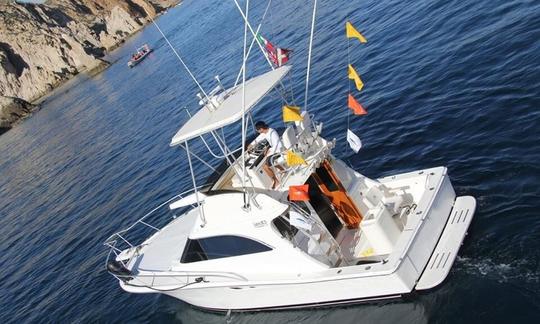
289, 210, 313, 231
347, 129, 362, 153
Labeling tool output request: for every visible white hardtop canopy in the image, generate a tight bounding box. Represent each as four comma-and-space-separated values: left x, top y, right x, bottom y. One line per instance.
170, 65, 292, 146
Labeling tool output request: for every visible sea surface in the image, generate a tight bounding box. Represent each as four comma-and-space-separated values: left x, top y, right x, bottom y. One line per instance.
1, 0, 539, 322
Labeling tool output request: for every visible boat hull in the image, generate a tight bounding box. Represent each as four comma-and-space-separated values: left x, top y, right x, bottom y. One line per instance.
119, 169, 472, 310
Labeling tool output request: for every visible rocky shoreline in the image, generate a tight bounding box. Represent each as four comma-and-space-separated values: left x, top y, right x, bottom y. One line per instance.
0, 0, 179, 134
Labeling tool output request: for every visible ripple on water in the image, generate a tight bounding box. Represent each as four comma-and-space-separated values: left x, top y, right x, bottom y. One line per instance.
0, 0, 540, 322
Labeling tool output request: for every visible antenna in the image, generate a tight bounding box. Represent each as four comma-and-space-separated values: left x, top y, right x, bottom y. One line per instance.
215, 75, 224, 91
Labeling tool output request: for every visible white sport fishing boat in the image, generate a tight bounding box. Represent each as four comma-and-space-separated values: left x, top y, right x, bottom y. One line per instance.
104, 1, 476, 311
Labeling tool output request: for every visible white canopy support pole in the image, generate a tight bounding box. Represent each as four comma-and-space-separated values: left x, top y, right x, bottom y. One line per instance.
220, 127, 228, 147
211, 126, 259, 203
212, 130, 234, 159
233, 0, 273, 88
214, 131, 237, 161
241, 0, 249, 208
248, 111, 256, 132
210, 131, 235, 166
182, 109, 238, 164
184, 141, 206, 226
184, 108, 232, 160
304, 0, 318, 112
149, 17, 214, 108
178, 144, 217, 172
198, 136, 225, 159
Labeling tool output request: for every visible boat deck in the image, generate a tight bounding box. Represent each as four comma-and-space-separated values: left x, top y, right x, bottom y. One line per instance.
129, 209, 198, 271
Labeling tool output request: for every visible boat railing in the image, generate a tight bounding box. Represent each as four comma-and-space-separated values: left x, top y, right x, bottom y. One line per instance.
104, 185, 209, 255
105, 248, 248, 290
288, 203, 348, 267
277, 140, 333, 190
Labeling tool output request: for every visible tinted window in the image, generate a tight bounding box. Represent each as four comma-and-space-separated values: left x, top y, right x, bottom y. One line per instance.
181, 239, 208, 263
181, 236, 271, 263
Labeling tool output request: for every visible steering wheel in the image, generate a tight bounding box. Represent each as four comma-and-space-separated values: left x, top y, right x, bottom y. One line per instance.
250, 139, 269, 156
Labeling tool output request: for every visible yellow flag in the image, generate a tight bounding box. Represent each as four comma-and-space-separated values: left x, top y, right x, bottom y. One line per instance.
282, 105, 303, 122
348, 64, 364, 91
286, 150, 306, 166
346, 21, 367, 43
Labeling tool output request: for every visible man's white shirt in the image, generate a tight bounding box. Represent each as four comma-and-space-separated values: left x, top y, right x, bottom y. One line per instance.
253, 128, 283, 155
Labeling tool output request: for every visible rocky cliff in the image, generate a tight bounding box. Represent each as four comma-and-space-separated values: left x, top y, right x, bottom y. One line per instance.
0, 0, 179, 132
0, 96, 36, 135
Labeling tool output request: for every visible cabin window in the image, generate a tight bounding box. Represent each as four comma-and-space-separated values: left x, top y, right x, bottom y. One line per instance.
181, 238, 208, 263
181, 236, 271, 263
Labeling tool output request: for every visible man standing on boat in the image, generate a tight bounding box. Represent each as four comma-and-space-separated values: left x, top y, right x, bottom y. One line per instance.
248, 121, 284, 189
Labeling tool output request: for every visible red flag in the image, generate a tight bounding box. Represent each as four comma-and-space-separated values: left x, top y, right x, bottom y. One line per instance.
275, 47, 291, 67
268, 47, 291, 67
257, 34, 291, 67
348, 93, 367, 115
289, 185, 310, 201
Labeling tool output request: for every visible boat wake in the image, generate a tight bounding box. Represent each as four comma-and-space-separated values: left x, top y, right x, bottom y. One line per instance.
454, 256, 539, 285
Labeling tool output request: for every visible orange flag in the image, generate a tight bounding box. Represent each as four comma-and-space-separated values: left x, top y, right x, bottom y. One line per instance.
348, 93, 367, 115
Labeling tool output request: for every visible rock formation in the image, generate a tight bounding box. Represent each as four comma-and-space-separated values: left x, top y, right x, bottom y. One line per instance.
0, 0, 179, 133
0, 96, 37, 135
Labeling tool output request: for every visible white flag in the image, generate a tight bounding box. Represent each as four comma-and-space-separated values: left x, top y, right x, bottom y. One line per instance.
289, 210, 313, 231
347, 129, 362, 153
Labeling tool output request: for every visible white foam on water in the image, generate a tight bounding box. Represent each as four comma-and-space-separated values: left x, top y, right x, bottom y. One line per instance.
455, 256, 539, 285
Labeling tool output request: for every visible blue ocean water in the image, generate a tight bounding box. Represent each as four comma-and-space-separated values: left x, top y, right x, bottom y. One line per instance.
1, 0, 539, 322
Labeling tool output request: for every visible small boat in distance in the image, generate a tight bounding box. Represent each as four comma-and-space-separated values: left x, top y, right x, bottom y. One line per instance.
128, 44, 152, 68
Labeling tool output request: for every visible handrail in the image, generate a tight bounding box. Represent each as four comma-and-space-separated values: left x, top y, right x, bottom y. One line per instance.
115, 269, 249, 283
104, 185, 209, 248
105, 247, 249, 291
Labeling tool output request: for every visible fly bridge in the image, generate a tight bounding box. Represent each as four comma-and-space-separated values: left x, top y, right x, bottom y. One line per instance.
222, 111, 330, 191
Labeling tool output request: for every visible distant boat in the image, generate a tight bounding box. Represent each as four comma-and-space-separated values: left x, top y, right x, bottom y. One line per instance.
128, 44, 152, 68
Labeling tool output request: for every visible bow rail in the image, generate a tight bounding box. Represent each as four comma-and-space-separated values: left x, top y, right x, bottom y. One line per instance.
104, 185, 209, 254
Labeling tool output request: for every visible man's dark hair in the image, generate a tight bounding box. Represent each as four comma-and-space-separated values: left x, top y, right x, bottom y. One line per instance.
255, 121, 268, 130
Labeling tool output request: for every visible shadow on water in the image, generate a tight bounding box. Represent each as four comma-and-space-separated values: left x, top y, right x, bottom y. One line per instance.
151, 296, 430, 324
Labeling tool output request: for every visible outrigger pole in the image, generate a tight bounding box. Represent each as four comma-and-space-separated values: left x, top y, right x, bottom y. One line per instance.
148, 16, 215, 224
149, 16, 218, 111
232, 0, 290, 106
232, 0, 275, 72
233, 0, 273, 88
304, 0, 318, 112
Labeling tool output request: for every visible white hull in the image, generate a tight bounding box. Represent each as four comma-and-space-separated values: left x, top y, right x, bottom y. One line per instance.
117, 167, 474, 310
104, 15, 477, 312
